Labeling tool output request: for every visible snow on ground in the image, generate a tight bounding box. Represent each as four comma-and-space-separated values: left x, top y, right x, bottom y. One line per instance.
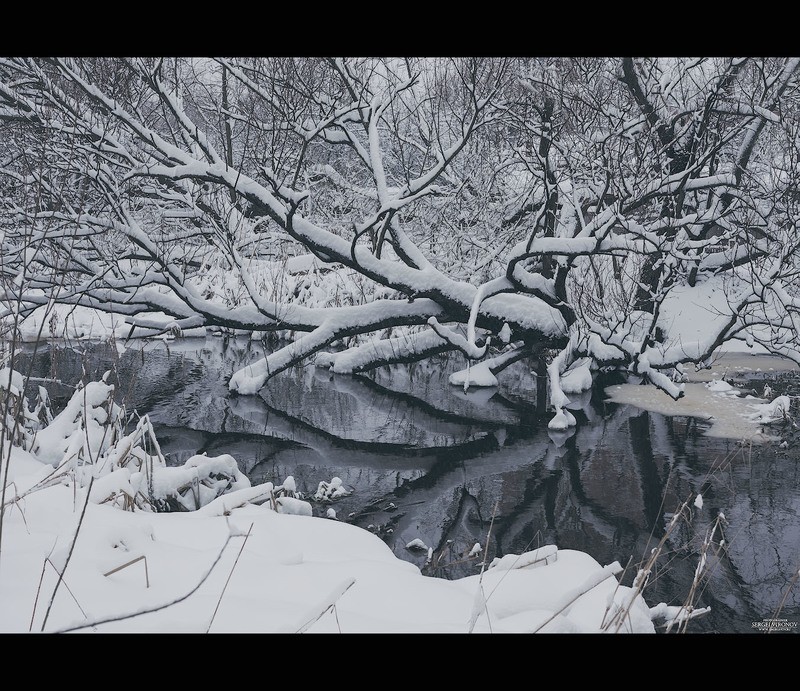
748, 396, 792, 424
11, 304, 131, 341
0, 364, 656, 633
0, 446, 655, 633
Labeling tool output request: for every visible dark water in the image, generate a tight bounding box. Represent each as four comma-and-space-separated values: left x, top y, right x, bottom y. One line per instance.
13, 337, 800, 634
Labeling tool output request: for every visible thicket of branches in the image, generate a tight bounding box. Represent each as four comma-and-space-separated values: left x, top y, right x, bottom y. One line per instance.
1, 57, 799, 424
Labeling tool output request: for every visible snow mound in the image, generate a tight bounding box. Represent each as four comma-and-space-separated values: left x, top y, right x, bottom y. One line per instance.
489, 545, 558, 571
561, 360, 593, 393
32, 379, 122, 467
548, 407, 577, 430
748, 395, 792, 423
705, 379, 736, 393
406, 538, 429, 551
314, 477, 350, 501
448, 362, 498, 388
0, 445, 657, 633
275, 496, 313, 516
151, 454, 251, 512
0, 367, 25, 397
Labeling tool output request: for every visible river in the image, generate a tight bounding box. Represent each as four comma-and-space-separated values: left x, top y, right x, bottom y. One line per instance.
13, 336, 800, 633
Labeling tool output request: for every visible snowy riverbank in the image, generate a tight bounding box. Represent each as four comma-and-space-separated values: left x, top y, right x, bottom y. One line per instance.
0, 444, 657, 633
0, 365, 667, 633
2, 308, 795, 632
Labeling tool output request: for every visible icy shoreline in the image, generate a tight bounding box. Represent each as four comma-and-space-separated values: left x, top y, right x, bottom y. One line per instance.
604, 353, 798, 441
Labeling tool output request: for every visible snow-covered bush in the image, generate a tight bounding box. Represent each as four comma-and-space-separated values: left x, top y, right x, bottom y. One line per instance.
31, 373, 124, 467
313, 477, 351, 502
1, 370, 257, 514
0, 367, 53, 449
149, 454, 251, 512
749, 395, 793, 424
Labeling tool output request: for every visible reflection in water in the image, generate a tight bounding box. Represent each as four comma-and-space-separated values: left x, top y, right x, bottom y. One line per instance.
15, 337, 800, 633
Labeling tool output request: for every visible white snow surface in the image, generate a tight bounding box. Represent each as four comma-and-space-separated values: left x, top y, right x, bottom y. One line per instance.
748, 395, 792, 423
705, 379, 736, 393
657, 277, 769, 356
0, 453, 654, 633
560, 359, 593, 393
6, 304, 206, 342
405, 538, 429, 551
448, 362, 498, 388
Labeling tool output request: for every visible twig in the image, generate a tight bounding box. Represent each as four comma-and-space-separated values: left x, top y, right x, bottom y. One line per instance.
29, 557, 49, 632
468, 500, 499, 633
206, 522, 253, 633
31, 555, 89, 630
294, 578, 356, 633
52, 532, 234, 633
40, 475, 95, 631
103, 555, 150, 588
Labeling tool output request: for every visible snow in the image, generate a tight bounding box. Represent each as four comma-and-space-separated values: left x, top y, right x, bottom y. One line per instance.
0, 378, 659, 634
548, 407, 576, 431
657, 277, 770, 357
275, 496, 313, 516
405, 538, 429, 551
32, 379, 121, 467
448, 362, 498, 388
488, 545, 558, 571
649, 602, 711, 630
694, 494, 703, 510
5, 304, 207, 342
0, 367, 25, 396
705, 379, 735, 393
313, 477, 351, 501
748, 396, 792, 424
560, 359, 593, 393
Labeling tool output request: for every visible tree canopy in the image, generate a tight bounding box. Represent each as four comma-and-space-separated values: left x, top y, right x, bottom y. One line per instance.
1, 57, 799, 427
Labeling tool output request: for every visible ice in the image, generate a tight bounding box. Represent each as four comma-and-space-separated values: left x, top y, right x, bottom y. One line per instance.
605, 382, 773, 441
